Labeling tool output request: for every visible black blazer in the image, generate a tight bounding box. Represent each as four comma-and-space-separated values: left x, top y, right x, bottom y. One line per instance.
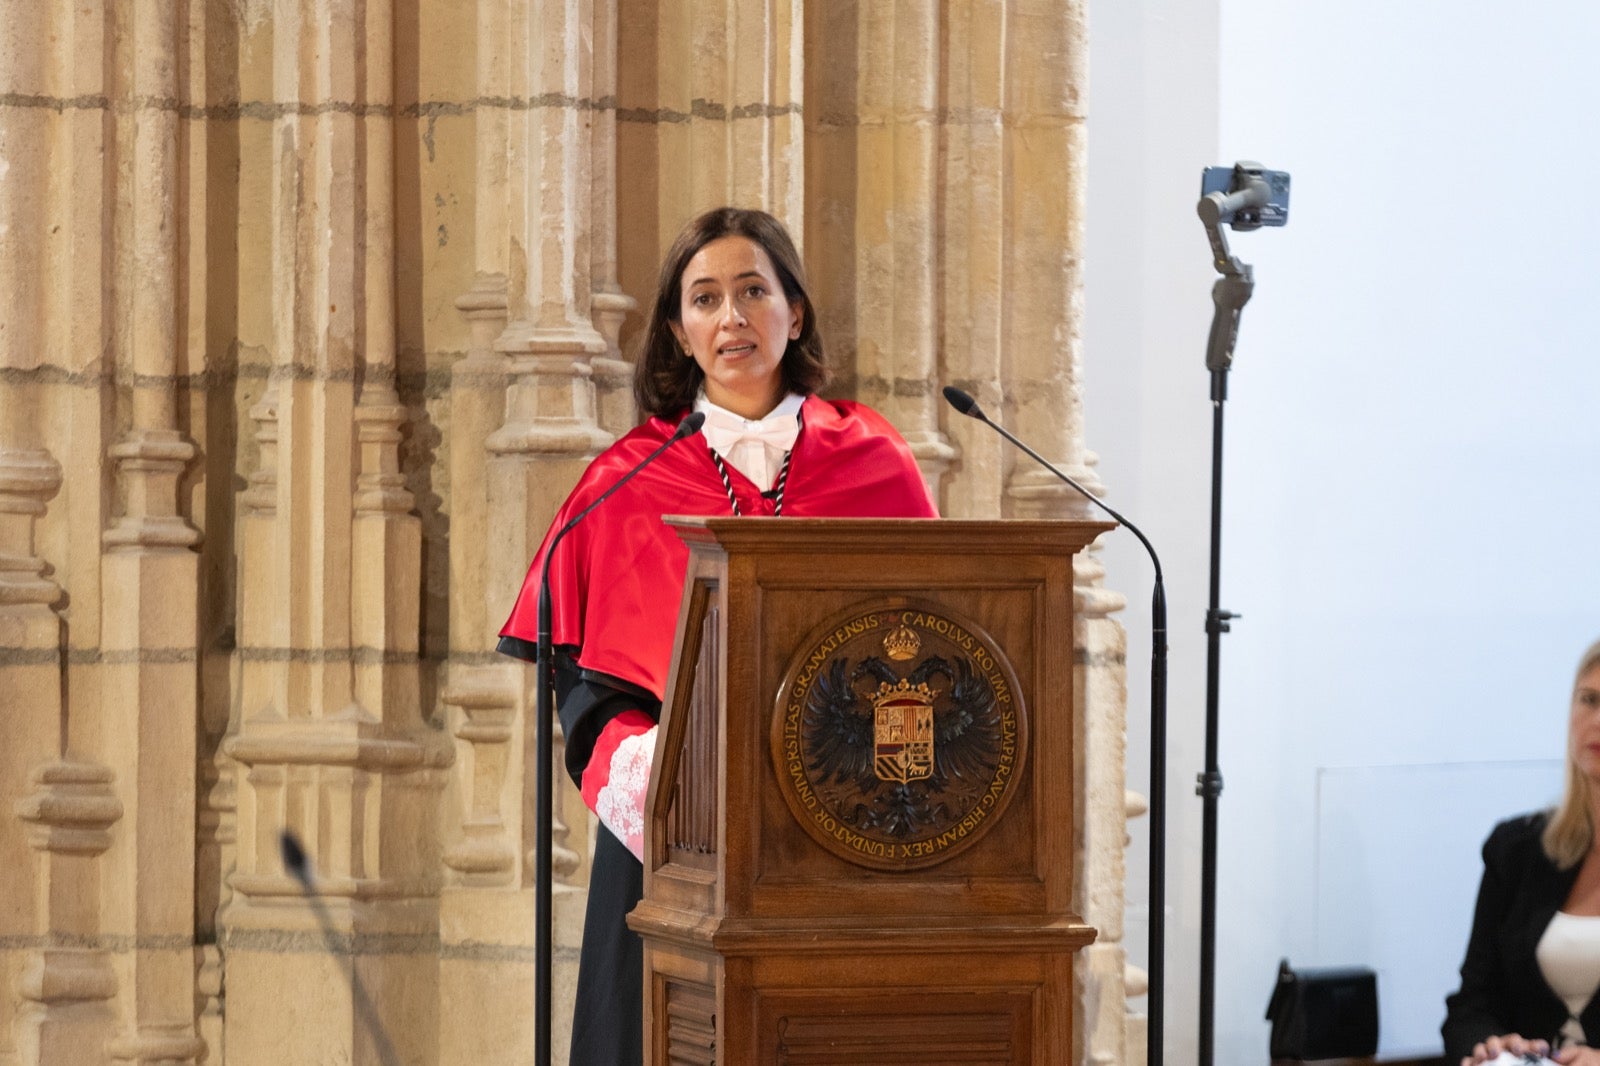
1442, 811, 1600, 1061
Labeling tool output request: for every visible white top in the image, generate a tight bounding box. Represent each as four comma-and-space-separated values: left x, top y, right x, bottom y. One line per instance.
1536, 911, 1600, 1047
693, 391, 804, 490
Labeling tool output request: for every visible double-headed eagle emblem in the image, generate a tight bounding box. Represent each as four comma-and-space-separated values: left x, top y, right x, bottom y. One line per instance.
802, 652, 1001, 837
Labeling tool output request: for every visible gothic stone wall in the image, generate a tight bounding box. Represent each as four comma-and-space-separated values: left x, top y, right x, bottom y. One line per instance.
0, 2, 1136, 1063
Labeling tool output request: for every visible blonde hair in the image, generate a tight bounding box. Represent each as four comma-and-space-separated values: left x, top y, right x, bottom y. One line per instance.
1542, 638, 1600, 869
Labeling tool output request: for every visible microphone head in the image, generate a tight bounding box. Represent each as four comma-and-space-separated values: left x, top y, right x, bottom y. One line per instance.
280, 829, 312, 888
676, 410, 707, 439
942, 386, 986, 420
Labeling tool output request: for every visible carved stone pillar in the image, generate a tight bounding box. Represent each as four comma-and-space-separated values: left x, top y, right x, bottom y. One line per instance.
668, 0, 803, 220
221, 1, 448, 1062
0, 9, 68, 1059
0, 434, 69, 1066
92, 2, 207, 1063
473, 4, 616, 1058
925, 0, 1012, 519
13, 765, 124, 1066
590, 0, 638, 436
0, 3, 132, 1062
484, 0, 612, 586
615, 0, 804, 303
995, 0, 1095, 525
439, 264, 538, 1058
804, 0, 957, 494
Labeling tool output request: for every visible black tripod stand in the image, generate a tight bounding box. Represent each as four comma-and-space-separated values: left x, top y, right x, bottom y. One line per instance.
1194, 161, 1289, 1066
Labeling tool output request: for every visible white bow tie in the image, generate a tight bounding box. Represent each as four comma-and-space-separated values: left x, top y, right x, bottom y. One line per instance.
696, 399, 802, 489
698, 406, 801, 456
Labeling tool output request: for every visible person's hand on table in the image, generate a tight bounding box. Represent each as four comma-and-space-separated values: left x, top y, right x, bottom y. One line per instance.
1464, 1033, 1550, 1065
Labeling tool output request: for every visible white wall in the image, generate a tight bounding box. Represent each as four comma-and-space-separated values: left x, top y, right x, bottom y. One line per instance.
1084, 0, 1600, 1060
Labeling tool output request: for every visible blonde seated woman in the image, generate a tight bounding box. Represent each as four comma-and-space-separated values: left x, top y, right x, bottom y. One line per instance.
1444, 640, 1600, 1066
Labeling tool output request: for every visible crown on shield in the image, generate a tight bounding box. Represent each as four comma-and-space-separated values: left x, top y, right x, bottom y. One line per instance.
872, 677, 934, 709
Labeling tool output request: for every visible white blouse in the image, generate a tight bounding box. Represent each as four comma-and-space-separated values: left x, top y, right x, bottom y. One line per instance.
1536, 911, 1600, 1047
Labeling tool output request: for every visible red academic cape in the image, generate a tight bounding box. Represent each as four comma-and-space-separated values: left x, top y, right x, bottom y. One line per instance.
499, 394, 939, 697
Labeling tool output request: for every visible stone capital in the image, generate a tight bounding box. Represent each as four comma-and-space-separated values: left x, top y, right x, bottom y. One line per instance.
224, 712, 453, 774
15, 761, 124, 856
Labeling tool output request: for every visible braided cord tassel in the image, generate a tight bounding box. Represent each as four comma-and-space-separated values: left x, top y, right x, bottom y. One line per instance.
771, 450, 792, 517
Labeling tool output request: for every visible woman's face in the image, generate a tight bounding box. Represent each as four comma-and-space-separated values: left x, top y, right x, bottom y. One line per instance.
1568, 663, 1600, 780
670, 235, 802, 420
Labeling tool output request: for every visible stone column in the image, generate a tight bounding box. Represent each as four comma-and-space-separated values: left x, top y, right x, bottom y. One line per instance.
0, 4, 104, 1063
94, 1, 207, 1062
436, 3, 533, 1029
935, 0, 1011, 520
484, 0, 611, 571
222, 1, 448, 1062
616, 0, 804, 300
995, 0, 1097, 523
589, 0, 638, 435
13, 766, 124, 1066
804, 0, 957, 493
190, 3, 236, 1041
662, 0, 803, 222
440, 0, 517, 904
475, 2, 615, 1058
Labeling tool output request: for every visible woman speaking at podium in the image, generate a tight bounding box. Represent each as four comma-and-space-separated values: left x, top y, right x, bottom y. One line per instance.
1444, 640, 1600, 1065
499, 207, 937, 1065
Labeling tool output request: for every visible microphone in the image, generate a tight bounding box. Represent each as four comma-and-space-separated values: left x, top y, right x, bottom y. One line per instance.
941, 387, 1158, 566
529, 408, 704, 1066
278, 830, 402, 1066
942, 385, 1170, 1063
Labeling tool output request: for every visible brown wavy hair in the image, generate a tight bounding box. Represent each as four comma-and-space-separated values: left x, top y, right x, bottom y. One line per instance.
1543, 638, 1600, 868
633, 207, 829, 417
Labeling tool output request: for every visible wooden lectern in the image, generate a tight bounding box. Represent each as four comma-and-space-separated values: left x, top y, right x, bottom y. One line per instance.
629, 518, 1110, 1064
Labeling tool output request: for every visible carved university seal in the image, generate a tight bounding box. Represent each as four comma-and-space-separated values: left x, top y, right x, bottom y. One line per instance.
771, 602, 1027, 871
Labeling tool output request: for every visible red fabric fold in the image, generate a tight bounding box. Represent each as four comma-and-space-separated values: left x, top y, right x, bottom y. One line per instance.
499, 395, 938, 698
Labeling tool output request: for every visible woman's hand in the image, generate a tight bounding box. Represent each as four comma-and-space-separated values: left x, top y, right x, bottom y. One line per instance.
1555, 1046, 1600, 1065
1463, 1033, 1551, 1064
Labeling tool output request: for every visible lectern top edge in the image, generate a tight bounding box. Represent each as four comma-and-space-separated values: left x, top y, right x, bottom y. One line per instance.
663, 515, 1115, 554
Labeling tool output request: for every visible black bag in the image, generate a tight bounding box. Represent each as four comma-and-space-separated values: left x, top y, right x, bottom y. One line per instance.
1264, 958, 1379, 1060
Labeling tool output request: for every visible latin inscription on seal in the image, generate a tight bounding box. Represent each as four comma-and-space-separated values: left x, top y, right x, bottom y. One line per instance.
771, 602, 1027, 871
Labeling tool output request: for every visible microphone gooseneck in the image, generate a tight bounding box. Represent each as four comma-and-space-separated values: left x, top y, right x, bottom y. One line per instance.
536, 408, 707, 651
942, 386, 1169, 1065
941, 387, 1160, 580
278, 829, 402, 1066
529, 408, 706, 1066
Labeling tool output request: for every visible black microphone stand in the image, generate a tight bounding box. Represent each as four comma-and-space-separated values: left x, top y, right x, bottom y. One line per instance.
528, 411, 704, 1066
1195, 181, 1258, 1066
941, 387, 1168, 1066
